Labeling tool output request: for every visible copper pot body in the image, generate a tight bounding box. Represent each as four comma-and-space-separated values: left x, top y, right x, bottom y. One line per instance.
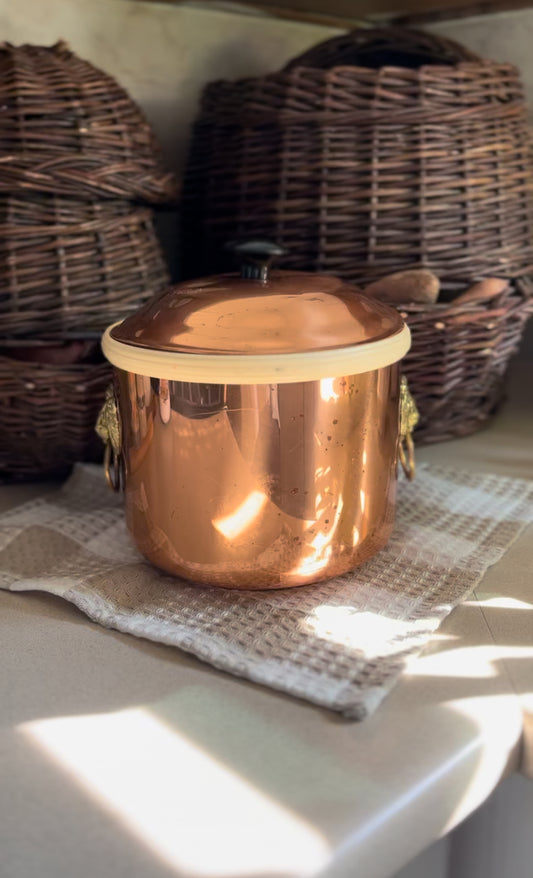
114, 365, 400, 589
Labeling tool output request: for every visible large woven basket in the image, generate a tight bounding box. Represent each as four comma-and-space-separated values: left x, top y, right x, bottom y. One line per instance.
0, 41, 177, 204
182, 28, 533, 284
0, 348, 111, 480
400, 279, 532, 443
0, 194, 170, 339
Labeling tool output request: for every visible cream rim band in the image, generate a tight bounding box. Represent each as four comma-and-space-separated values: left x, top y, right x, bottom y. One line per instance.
102, 323, 411, 384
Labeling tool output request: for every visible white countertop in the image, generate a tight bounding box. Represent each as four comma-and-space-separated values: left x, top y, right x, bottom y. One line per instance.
1, 355, 532, 878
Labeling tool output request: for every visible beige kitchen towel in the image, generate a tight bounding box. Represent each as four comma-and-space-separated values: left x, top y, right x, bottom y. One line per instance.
1, 463, 532, 718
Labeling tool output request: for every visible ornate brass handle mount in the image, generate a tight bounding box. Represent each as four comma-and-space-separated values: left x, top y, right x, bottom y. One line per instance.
399, 376, 419, 481
95, 385, 123, 492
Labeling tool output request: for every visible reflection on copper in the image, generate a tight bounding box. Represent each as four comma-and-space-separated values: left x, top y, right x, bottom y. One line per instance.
159, 379, 171, 424
115, 364, 401, 589
111, 271, 405, 356
214, 491, 268, 540
289, 494, 346, 579
294, 532, 333, 579
319, 377, 339, 403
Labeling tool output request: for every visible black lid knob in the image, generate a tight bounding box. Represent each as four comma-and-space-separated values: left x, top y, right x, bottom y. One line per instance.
226, 240, 286, 282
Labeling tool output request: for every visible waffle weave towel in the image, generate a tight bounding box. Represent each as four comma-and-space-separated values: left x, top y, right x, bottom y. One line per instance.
1, 463, 532, 718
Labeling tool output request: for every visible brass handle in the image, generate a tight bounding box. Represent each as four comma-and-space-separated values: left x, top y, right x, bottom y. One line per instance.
103, 441, 123, 492
96, 385, 123, 492
399, 376, 419, 481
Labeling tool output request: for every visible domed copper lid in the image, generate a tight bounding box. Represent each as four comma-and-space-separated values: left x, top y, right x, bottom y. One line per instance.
103, 242, 410, 384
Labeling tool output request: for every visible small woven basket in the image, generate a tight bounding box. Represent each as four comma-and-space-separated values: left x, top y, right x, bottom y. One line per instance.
400, 279, 532, 443
0, 349, 112, 480
0, 41, 177, 204
183, 28, 533, 283
0, 194, 170, 339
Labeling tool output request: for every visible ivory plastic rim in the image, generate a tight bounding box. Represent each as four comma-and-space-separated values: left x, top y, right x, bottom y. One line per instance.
102, 323, 411, 384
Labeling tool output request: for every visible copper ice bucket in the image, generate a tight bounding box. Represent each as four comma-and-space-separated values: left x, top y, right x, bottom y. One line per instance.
100, 242, 414, 589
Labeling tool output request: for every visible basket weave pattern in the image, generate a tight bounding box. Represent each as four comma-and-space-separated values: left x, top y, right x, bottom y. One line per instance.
284, 27, 481, 69
0, 355, 111, 478
400, 281, 532, 442
183, 28, 533, 444
0, 41, 174, 479
183, 62, 533, 284
0, 195, 169, 338
0, 42, 177, 204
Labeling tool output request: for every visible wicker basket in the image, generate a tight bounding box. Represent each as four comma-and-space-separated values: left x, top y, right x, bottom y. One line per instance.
400, 278, 532, 443
0, 347, 112, 479
284, 27, 481, 68
182, 28, 533, 284
0, 194, 170, 339
0, 41, 177, 204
